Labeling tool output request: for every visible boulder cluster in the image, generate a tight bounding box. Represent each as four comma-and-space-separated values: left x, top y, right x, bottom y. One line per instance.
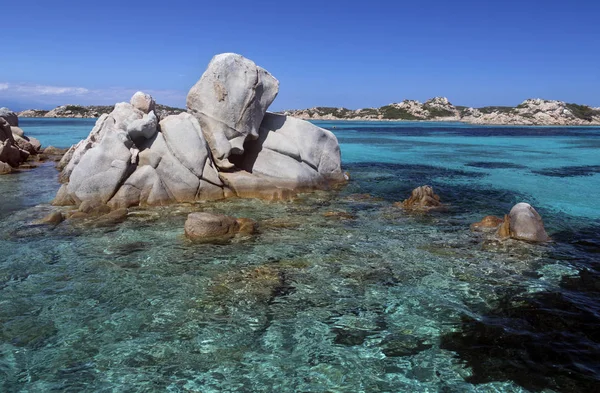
53, 53, 344, 210
0, 108, 42, 174
398, 186, 550, 243
471, 202, 549, 243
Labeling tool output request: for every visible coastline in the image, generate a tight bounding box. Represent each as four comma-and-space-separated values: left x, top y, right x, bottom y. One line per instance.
308, 118, 600, 127
18, 116, 600, 127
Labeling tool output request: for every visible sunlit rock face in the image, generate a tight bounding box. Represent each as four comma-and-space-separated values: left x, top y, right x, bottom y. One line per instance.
53, 53, 345, 209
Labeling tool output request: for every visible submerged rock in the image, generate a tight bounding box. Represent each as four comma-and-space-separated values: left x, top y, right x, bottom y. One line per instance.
184, 212, 240, 242
323, 211, 356, 220
34, 211, 65, 226
184, 212, 259, 242
236, 217, 259, 235
396, 185, 443, 211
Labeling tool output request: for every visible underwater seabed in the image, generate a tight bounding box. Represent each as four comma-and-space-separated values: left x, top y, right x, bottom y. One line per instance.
2, 119, 600, 392
1, 169, 598, 392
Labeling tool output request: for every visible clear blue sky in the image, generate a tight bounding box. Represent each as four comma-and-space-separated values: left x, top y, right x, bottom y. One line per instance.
1, 0, 599, 110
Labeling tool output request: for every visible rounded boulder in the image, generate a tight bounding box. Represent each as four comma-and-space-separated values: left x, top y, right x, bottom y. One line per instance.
185, 212, 240, 242
507, 202, 549, 242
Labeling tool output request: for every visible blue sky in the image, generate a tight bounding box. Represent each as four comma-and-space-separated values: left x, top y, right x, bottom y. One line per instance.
1, 0, 599, 110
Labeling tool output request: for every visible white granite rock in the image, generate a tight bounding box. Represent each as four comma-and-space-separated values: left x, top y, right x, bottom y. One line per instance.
187, 53, 279, 169
130, 91, 156, 114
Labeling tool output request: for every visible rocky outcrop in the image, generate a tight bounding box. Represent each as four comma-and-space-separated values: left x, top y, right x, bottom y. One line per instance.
0, 111, 42, 173
282, 97, 600, 126
187, 53, 280, 169
53, 53, 344, 210
500, 203, 549, 242
473, 203, 550, 242
462, 99, 600, 126
130, 91, 155, 114
395, 185, 443, 211
17, 109, 49, 118
230, 113, 343, 190
0, 107, 18, 126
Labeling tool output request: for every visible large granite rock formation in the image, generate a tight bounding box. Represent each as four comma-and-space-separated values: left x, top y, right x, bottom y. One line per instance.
0, 111, 42, 174
54, 53, 344, 209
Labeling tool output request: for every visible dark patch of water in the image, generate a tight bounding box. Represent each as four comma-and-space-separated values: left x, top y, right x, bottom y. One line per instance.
465, 161, 528, 169
331, 125, 600, 139
532, 165, 600, 178
440, 224, 600, 393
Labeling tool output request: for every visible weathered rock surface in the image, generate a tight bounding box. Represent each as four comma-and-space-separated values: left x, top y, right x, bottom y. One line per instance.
0, 107, 18, 126
34, 211, 65, 226
0, 161, 12, 174
0, 114, 42, 173
54, 53, 344, 209
130, 91, 156, 114
503, 202, 549, 242
470, 215, 504, 232
396, 185, 443, 211
127, 111, 158, 143
184, 212, 240, 242
474, 203, 549, 242
231, 112, 343, 189
187, 53, 279, 169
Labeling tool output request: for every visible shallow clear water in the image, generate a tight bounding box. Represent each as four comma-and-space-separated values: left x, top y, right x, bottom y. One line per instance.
0, 119, 599, 392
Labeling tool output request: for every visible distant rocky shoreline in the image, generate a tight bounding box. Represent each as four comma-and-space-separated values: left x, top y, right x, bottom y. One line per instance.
18, 104, 185, 119
282, 97, 600, 126
18, 97, 600, 126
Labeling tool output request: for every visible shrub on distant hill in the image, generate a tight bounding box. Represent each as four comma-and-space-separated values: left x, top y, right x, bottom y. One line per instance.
566, 103, 600, 121
379, 105, 421, 120
478, 106, 515, 114
424, 107, 455, 118
356, 108, 379, 117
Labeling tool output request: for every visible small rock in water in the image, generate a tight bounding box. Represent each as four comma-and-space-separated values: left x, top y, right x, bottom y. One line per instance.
93, 208, 129, 227
236, 217, 259, 235
34, 211, 65, 226
476, 203, 549, 243
395, 185, 443, 211
503, 202, 549, 242
470, 215, 504, 232
185, 212, 239, 242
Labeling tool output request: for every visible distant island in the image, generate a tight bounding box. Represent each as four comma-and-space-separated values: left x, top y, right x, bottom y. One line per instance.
281, 97, 600, 126
18, 104, 185, 120
17, 97, 600, 126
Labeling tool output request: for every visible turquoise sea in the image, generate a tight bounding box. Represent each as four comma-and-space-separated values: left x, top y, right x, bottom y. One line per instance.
1, 118, 599, 392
